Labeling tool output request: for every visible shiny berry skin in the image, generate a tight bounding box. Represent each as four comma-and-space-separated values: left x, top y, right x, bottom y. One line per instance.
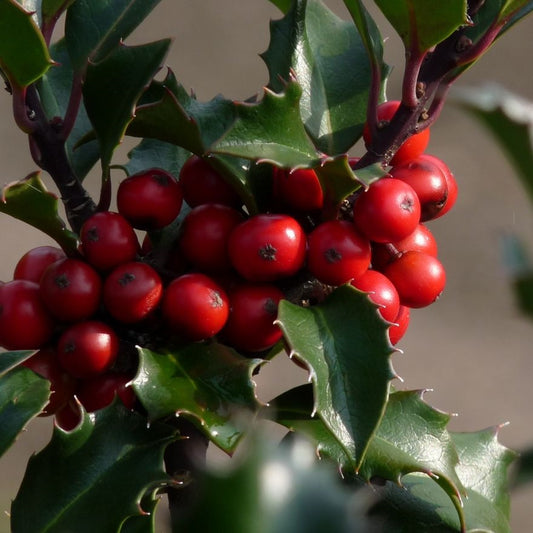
57, 321, 119, 378
353, 177, 421, 243
179, 204, 243, 273
117, 168, 183, 230
103, 262, 162, 323
22, 347, 77, 415
389, 157, 448, 221
383, 251, 446, 308
228, 214, 307, 282
179, 155, 241, 208
80, 211, 139, 271
273, 167, 324, 212
39, 258, 102, 322
389, 305, 410, 345
0, 280, 55, 350
13, 245, 66, 283
418, 154, 458, 218
307, 220, 371, 286
222, 283, 284, 352
350, 269, 400, 323
161, 273, 229, 341
363, 100, 430, 165
77, 373, 136, 412
371, 223, 438, 271
55, 400, 82, 431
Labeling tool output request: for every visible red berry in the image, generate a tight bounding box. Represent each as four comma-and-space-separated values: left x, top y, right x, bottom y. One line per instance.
383, 251, 446, 308
389, 305, 410, 345
228, 214, 307, 282
179, 155, 241, 208
161, 273, 229, 341
273, 167, 324, 212
353, 177, 421, 243
13, 245, 66, 283
363, 100, 430, 165
222, 283, 284, 352
57, 321, 119, 378
179, 204, 243, 273
55, 400, 82, 431
418, 154, 458, 218
307, 220, 371, 286
371, 223, 438, 271
117, 168, 183, 230
77, 373, 136, 413
103, 262, 162, 323
39, 258, 102, 322
351, 269, 400, 323
389, 157, 448, 221
22, 347, 77, 415
80, 211, 139, 271
0, 280, 55, 350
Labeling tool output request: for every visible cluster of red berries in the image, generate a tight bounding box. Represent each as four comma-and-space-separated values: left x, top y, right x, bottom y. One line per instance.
0, 99, 457, 428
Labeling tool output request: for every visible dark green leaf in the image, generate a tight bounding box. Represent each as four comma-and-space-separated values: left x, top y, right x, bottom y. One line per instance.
64, 0, 163, 72
133, 345, 263, 454
119, 493, 159, 533
0, 366, 50, 457
262, 0, 387, 154
498, 0, 533, 21
0, 350, 35, 376
41, 0, 75, 26
374, 0, 467, 52
502, 2, 533, 34
267, 0, 292, 13
277, 285, 396, 468
83, 40, 170, 170
11, 402, 176, 533
0, 0, 52, 87
211, 80, 321, 167
453, 84, 533, 204
0, 172, 78, 254
37, 39, 100, 180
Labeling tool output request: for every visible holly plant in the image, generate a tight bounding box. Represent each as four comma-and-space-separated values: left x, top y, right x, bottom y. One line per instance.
0, 1, 531, 532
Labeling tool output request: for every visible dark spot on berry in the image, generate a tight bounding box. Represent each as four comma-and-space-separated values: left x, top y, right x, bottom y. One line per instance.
259, 243, 277, 261
400, 195, 416, 213
324, 248, 342, 263
119, 273, 136, 287
86, 226, 99, 242
263, 297, 278, 316
55, 273, 70, 289
209, 289, 224, 308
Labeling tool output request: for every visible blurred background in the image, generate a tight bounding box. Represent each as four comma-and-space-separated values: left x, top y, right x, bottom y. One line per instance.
1, 1, 533, 531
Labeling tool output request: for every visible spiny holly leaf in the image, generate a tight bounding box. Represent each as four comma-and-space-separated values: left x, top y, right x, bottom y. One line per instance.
0, 172, 78, 254
0, 350, 35, 376
0, 366, 50, 458
37, 38, 100, 180
261, 0, 387, 155
83, 40, 170, 171
175, 433, 374, 533
119, 493, 160, 533
133, 345, 264, 454
498, 0, 533, 23
374, 0, 467, 52
211, 80, 321, 168
503, 2, 533, 33
42, 0, 75, 26
370, 427, 516, 532
64, 0, 163, 72
11, 402, 176, 533
453, 83, 533, 203
277, 285, 396, 468
0, 0, 52, 87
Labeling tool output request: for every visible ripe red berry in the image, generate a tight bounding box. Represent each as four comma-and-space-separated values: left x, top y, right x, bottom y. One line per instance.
353, 177, 421, 243
55, 400, 82, 431
39, 258, 102, 322
179, 155, 241, 208
222, 283, 284, 352
363, 100, 430, 165
0, 280, 55, 350
371, 223, 438, 271
389, 305, 410, 345
418, 154, 458, 218
161, 273, 229, 341
350, 269, 400, 323
103, 262, 162, 323
13, 245, 66, 283
77, 373, 136, 413
80, 211, 139, 271
228, 214, 307, 282
57, 321, 119, 378
388, 157, 448, 221
22, 347, 77, 415
117, 168, 183, 230
273, 167, 324, 212
307, 220, 371, 286
179, 204, 243, 273
383, 251, 446, 308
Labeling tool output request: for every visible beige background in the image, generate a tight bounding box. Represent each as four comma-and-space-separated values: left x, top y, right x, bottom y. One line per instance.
1, 1, 533, 531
